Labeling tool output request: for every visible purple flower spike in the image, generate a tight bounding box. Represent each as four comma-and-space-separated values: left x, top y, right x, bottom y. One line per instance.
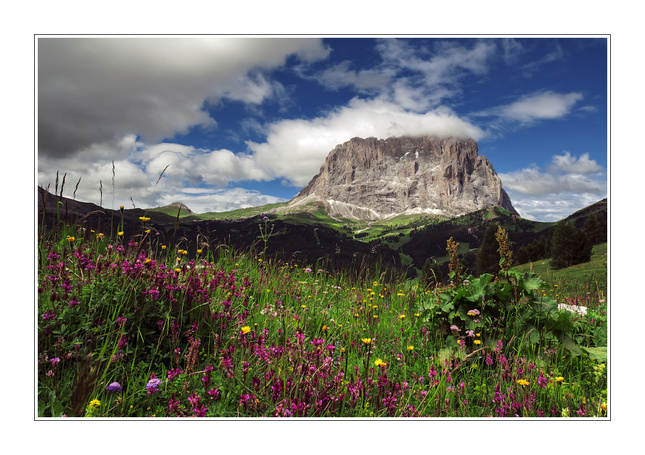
105, 382, 122, 393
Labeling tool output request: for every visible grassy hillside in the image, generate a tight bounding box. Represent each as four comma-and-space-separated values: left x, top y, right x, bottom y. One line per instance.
184, 202, 290, 221
513, 243, 607, 299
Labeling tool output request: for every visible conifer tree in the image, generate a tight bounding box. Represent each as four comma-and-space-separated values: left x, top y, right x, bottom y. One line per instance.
477, 223, 500, 275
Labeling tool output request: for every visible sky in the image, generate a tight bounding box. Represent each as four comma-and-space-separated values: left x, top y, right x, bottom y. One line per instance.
36, 36, 608, 221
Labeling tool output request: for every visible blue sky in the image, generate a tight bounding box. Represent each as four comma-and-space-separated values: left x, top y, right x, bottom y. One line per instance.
37, 36, 608, 221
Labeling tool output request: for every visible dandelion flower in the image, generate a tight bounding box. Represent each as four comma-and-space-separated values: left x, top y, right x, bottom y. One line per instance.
399, 314, 406, 319
241, 326, 251, 335
555, 376, 564, 383
361, 338, 372, 345
374, 358, 387, 367
517, 379, 530, 387
407, 346, 414, 351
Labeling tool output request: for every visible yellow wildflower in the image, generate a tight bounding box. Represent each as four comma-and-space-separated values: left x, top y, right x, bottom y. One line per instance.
517, 379, 530, 387
161, 245, 166, 250
241, 326, 251, 335
118, 231, 124, 236
66, 235, 75, 242
474, 340, 481, 345
88, 399, 100, 409
197, 249, 202, 254
407, 346, 414, 351
374, 358, 387, 367
361, 338, 372, 345
399, 314, 406, 319
555, 376, 565, 383
139, 216, 151, 222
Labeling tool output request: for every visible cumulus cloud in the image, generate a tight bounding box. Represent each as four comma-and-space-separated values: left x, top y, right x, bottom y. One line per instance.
499, 151, 606, 220
247, 98, 487, 187
507, 192, 605, 222
315, 60, 390, 91
549, 151, 603, 174
38, 37, 330, 158
38, 137, 273, 211
156, 187, 286, 214
478, 91, 583, 124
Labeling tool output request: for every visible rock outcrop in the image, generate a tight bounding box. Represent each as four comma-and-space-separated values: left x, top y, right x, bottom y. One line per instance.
286, 135, 517, 220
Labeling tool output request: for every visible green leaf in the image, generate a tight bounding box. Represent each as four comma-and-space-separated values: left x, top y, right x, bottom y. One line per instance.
583, 346, 607, 362
440, 293, 454, 313
521, 273, 544, 293
561, 334, 583, 357
466, 274, 493, 303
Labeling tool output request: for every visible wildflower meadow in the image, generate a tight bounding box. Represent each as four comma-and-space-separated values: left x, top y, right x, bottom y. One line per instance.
37, 209, 608, 419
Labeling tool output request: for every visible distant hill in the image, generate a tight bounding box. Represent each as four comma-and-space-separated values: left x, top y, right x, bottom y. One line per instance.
37, 184, 606, 279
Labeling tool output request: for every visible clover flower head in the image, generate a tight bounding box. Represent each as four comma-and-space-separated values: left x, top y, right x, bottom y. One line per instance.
105, 382, 122, 393
146, 377, 161, 393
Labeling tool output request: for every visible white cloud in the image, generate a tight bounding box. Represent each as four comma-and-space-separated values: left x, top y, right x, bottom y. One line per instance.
38, 138, 273, 211
490, 91, 583, 124
374, 39, 497, 111
508, 192, 605, 222
498, 150, 606, 220
157, 187, 286, 214
549, 151, 603, 174
38, 37, 330, 158
500, 166, 605, 195
247, 98, 487, 187
315, 60, 390, 91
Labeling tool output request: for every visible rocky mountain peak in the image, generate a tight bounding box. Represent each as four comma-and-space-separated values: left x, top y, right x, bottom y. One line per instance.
287, 135, 517, 220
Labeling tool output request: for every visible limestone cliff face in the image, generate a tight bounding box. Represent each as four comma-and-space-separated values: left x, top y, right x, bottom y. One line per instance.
287, 135, 517, 220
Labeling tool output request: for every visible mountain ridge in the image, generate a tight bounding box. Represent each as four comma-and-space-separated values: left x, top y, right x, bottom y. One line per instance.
283, 135, 517, 220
